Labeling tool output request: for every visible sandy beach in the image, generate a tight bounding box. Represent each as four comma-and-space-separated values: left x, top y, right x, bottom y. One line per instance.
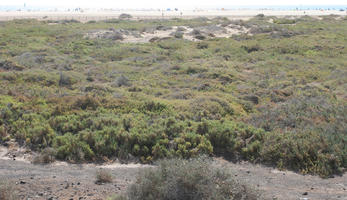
0, 9, 346, 22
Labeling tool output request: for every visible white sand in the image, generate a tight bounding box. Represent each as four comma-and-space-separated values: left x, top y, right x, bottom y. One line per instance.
0, 10, 346, 22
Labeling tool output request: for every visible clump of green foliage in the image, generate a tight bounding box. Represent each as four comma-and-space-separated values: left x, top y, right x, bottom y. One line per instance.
0, 16, 346, 177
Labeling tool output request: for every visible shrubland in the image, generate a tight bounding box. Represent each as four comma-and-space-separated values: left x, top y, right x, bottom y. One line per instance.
0, 15, 346, 177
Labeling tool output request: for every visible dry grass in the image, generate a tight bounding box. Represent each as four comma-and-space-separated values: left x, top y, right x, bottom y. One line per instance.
95, 169, 113, 184
0, 180, 18, 200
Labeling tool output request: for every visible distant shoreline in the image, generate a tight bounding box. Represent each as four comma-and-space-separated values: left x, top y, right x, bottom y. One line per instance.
0, 10, 346, 22
1, 4, 347, 11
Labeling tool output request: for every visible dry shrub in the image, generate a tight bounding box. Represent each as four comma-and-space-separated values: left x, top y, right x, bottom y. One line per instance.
95, 169, 113, 184
0, 180, 18, 200
32, 147, 56, 164
123, 157, 262, 200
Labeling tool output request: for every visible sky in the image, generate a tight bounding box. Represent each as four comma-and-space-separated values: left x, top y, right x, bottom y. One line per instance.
1, 0, 347, 9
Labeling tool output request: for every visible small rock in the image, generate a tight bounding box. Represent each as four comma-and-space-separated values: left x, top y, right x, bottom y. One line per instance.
53, 176, 56, 178
246, 171, 250, 174
20, 181, 26, 184
77, 182, 80, 185
302, 192, 308, 195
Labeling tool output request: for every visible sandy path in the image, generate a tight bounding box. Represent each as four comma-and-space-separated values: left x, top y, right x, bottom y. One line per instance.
216, 158, 347, 200
1, 147, 346, 200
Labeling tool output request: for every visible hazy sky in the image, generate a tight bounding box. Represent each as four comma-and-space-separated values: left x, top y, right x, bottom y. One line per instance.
2, 0, 347, 8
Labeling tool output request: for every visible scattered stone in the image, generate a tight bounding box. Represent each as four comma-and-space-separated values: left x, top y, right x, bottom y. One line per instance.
302, 192, 308, 195
20, 180, 26, 184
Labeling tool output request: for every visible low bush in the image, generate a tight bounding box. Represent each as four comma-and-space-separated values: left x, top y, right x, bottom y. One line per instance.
32, 147, 56, 164
273, 19, 296, 24
261, 131, 346, 177
114, 75, 131, 87
122, 157, 262, 200
95, 169, 113, 184
54, 133, 95, 162
119, 13, 133, 19
196, 120, 265, 160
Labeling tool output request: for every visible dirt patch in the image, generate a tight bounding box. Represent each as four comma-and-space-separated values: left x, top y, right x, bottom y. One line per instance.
1, 146, 346, 200
215, 158, 347, 200
84, 24, 250, 43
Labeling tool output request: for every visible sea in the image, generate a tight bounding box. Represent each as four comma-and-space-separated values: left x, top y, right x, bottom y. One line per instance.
0, 5, 347, 11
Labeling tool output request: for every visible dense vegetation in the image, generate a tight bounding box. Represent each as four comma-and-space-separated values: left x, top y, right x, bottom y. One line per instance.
113, 157, 261, 200
0, 15, 346, 177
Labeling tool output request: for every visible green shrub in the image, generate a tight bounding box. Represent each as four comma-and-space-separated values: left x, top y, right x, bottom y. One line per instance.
273, 19, 296, 24
28, 124, 55, 149
189, 97, 234, 120
140, 101, 168, 113
173, 133, 213, 158
199, 120, 265, 160
72, 95, 100, 110
54, 133, 95, 162
261, 131, 346, 177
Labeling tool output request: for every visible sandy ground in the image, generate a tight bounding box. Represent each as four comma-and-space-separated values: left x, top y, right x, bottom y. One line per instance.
84, 24, 250, 43
0, 10, 346, 22
1, 146, 346, 200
